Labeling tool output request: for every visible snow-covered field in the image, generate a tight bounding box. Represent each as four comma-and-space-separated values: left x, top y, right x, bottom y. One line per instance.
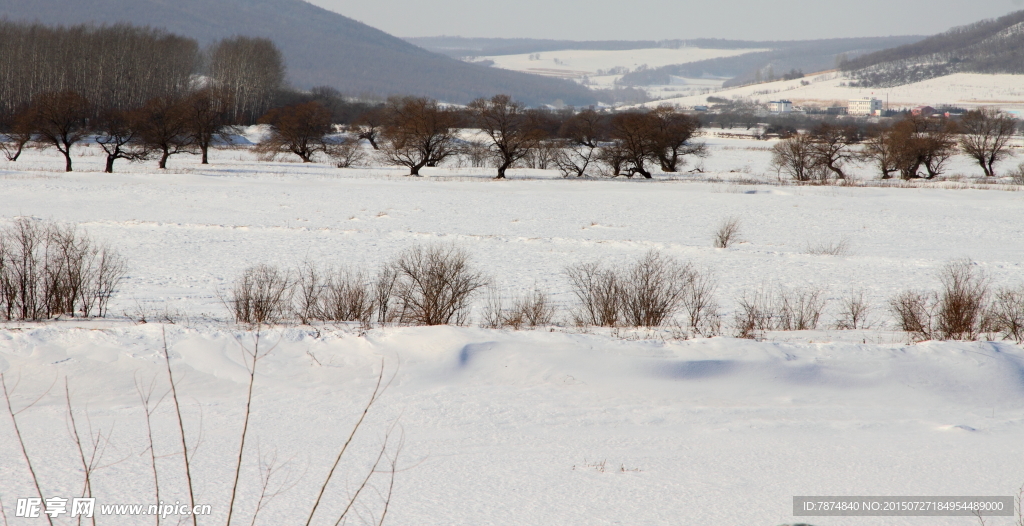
478, 47, 762, 91
644, 72, 1024, 112
2, 142, 1024, 525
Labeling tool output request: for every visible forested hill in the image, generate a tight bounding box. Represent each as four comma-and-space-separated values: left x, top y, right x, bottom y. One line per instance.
840, 9, 1024, 87
0, 0, 597, 105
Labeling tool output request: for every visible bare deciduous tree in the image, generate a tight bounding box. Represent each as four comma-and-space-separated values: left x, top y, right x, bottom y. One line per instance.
30, 91, 91, 172
184, 88, 232, 165
808, 122, 859, 179
649, 107, 705, 173
134, 96, 194, 169
95, 108, 147, 173
468, 94, 544, 179
958, 108, 1017, 177
379, 97, 460, 176
553, 109, 605, 177
0, 108, 35, 162
770, 133, 825, 182
257, 101, 332, 163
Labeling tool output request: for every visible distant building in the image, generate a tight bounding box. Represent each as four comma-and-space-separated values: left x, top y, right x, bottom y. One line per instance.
692, 105, 709, 112
849, 98, 883, 116
827, 106, 848, 115
911, 105, 936, 117
767, 100, 792, 113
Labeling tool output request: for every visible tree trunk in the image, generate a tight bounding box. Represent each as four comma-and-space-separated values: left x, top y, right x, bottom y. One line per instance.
105, 155, 116, 173
201, 144, 209, 165
159, 151, 170, 169
496, 160, 512, 179
63, 151, 73, 172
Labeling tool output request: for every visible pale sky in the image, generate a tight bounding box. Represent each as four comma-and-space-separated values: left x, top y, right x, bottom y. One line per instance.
308, 0, 1024, 41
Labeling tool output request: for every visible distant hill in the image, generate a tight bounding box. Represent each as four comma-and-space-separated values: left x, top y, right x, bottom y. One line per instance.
405, 37, 775, 59
0, 0, 597, 106
840, 10, 1024, 87
616, 36, 925, 87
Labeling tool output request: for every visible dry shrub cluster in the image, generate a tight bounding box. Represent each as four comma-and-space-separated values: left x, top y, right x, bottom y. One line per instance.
734, 286, 828, 338
0, 218, 126, 320
713, 217, 742, 248
482, 288, 555, 330
231, 244, 486, 327
566, 251, 720, 334
888, 260, 1008, 342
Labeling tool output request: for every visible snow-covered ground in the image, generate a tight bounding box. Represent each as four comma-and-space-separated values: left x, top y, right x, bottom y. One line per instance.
643, 72, 1024, 112
477, 47, 763, 90
2, 143, 1024, 525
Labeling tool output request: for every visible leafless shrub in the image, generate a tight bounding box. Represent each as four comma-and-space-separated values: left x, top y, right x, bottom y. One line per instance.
480, 288, 506, 329
989, 287, 1024, 343
806, 238, 851, 256
321, 269, 375, 324
775, 287, 827, 331
935, 259, 989, 340
713, 217, 742, 248
1010, 162, 1024, 186
734, 287, 774, 339
296, 263, 375, 325
568, 252, 705, 329
889, 290, 935, 341
0, 219, 126, 320
390, 245, 487, 326
326, 136, 367, 168
681, 267, 721, 337
835, 290, 871, 330
230, 264, 290, 325
487, 288, 556, 329
620, 251, 693, 327
566, 262, 621, 327
374, 266, 399, 324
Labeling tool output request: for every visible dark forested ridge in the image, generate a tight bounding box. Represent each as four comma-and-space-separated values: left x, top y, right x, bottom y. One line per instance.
840, 10, 1024, 87
0, 0, 596, 105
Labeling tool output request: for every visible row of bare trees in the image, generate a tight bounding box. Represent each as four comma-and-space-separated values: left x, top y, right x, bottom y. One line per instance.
772, 109, 1019, 181
257, 95, 707, 179
0, 88, 233, 171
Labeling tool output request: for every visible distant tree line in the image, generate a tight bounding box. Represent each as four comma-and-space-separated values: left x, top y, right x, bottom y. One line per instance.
770, 109, 1019, 181
252, 95, 707, 179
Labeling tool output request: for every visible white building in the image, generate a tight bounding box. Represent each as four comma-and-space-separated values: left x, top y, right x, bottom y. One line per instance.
767, 100, 792, 113
848, 98, 883, 116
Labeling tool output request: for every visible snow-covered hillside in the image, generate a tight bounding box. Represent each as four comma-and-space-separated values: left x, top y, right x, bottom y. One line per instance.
2, 144, 1024, 525
642, 72, 1024, 112
477, 47, 764, 91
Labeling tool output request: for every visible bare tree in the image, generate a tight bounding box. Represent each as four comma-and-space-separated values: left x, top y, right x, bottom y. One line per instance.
379, 97, 461, 176
95, 108, 147, 173
608, 111, 659, 178
183, 88, 232, 164
770, 133, 824, 182
468, 94, 544, 179
30, 91, 91, 172
134, 96, 194, 169
257, 101, 332, 163
553, 109, 605, 177
958, 108, 1017, 177
808, 122, 859, 179
649, 107, 705, 173
354, 107, 385, 150
0, 108, 35, 162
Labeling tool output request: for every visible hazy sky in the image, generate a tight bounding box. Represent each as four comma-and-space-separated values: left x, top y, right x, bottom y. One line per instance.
308, 0, 1024, 41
